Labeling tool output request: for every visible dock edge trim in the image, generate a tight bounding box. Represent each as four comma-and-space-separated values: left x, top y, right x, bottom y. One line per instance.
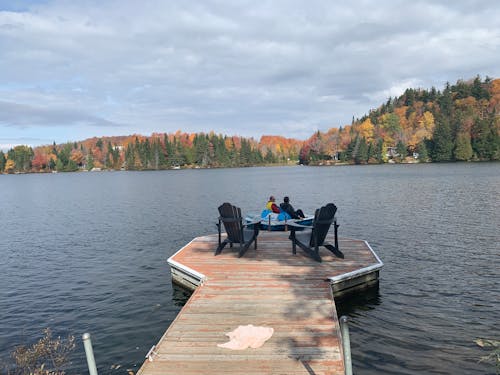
328, 240, 384, 285
167, 238, 207, 283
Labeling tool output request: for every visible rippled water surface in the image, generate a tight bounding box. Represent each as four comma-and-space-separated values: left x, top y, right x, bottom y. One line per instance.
1, 163, 499, 374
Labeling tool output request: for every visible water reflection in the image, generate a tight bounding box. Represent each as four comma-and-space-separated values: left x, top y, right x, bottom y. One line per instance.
335, 283, 382, 317
172, 283, 193, 307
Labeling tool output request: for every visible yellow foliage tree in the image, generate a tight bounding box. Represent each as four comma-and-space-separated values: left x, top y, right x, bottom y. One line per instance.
421, 111, 435, 134
357, 118, 374, 141
4, 159, 15, 173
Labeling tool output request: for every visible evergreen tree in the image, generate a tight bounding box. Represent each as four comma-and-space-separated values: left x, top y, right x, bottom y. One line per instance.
417, 141, 429, 162
375, 139, 384, 163
87, 150, 95, 171
432, 115, 453, 161
239, 138, 252, 166
454, 132, 473, 161
439, 83, 453, 118
396, 140, 407, 161
125, 144, 136, 170
153, 139, 167, 169
52, 142, 58, 157
354, 137, 368, 164
404, 88, 416, 106
66, 159, 78, 172
0, 151, 5, 172
194, 134, 210, 166
55, 159, 64, 171
106, 142, 114, 169
344, 136, 357, 162
264, 149, 275, 163
471, 75, 490, 100
48, 158, 56, 171
471, 117, 491, 159
478, 113, 500, 160
164, 135, 174, 160
58, 143, 72, 169
212, 135, 229, 166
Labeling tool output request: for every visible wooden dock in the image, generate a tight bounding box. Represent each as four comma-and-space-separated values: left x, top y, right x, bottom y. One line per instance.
137, 231, 383, 375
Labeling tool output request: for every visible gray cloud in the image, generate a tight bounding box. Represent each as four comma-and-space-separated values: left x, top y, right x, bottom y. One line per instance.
0, 101, 118, 128
0, 0, 499, 146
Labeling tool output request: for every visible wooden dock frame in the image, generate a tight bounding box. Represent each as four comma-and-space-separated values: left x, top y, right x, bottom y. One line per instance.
138, 232, 383, 375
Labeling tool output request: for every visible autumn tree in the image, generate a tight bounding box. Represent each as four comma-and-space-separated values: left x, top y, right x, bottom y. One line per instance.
4, 159, 15, 173
32, 149, 50, 171
70, 149, 84, 167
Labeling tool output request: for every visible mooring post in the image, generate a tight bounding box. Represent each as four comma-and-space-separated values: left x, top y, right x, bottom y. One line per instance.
82, 333, 98, 375
339, 316, 353, 375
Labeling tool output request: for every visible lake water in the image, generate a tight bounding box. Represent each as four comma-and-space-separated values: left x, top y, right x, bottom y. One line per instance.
1, 163, 499, 374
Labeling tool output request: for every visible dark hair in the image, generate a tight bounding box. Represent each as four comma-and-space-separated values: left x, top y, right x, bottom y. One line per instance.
284, 196, 289, 203
269, 196, 275, 201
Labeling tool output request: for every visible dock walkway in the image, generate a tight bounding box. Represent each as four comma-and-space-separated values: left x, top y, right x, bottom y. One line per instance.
137, 231, 382, 375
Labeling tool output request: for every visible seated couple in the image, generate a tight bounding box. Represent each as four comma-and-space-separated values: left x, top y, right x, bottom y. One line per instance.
264, 195, 305, 220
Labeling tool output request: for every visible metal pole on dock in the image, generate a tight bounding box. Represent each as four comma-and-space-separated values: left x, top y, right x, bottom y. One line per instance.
339, 316, 353, 375
82, 333, 98, 375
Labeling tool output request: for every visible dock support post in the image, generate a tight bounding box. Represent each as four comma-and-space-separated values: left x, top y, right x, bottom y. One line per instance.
339, 316, 353, 375
82, 333, 98, 375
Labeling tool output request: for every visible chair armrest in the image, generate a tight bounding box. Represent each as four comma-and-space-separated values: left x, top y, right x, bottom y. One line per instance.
244, 218, 261, 227
287, 221, 312, 229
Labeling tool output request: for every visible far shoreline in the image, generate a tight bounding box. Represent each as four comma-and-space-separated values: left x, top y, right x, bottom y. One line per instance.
3, 159, 499, 176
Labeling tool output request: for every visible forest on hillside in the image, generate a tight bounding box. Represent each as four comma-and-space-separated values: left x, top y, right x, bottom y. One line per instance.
1, 76, 499, 174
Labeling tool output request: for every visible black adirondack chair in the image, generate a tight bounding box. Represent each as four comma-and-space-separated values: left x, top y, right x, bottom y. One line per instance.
288, 203, 343, 262
215, 202, 259, 258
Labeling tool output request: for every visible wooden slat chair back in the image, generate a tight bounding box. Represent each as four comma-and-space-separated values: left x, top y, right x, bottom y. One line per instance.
289, 203, 343, 262
215, 202, 259, 258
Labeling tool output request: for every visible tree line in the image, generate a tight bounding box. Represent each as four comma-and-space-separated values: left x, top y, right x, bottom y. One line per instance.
1, 76, 499, 174
300, 76, 500, 164
0, 132, 289, 173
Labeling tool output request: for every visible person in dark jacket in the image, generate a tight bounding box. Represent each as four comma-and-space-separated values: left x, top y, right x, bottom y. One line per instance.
279, 196, 305, 219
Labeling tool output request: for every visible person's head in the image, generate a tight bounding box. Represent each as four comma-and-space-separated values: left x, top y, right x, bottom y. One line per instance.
269, 195, 275, 202
284, 196, 290, 203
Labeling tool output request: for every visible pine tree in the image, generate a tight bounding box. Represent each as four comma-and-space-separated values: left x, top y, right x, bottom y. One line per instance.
354, 137, 368, 164
87, 150, 95, 171
0, 151, 5, 172
432, 115, 453, 161
375, 139, 384, 163
471, 117, 491, 159
396, 140, 407, 161
417, 141, 429, 162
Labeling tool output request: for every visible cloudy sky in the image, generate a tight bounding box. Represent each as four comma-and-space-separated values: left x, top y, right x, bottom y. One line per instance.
1, 0, 499, 149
